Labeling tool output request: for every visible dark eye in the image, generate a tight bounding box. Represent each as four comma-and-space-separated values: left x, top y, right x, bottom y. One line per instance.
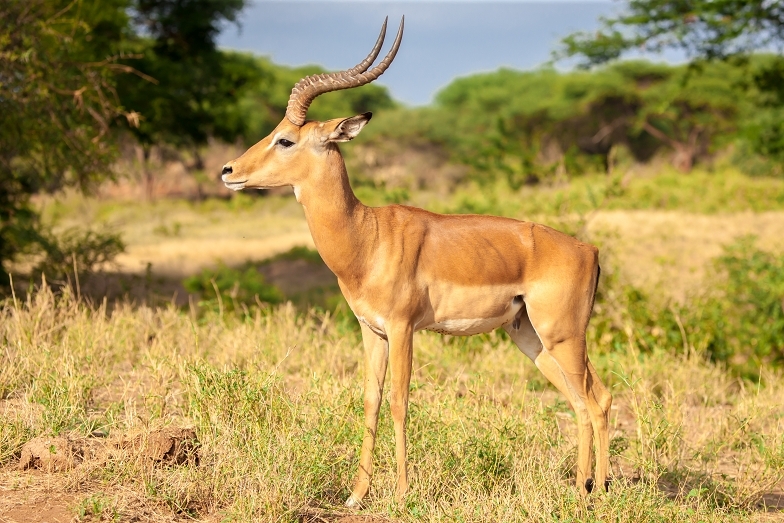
277, 138, 294, 148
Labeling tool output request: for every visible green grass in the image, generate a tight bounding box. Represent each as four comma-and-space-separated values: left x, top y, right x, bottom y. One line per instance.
425, 167, 784, 220
1, 286, 782, 522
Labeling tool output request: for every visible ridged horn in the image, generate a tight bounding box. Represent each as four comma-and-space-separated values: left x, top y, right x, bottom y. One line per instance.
285, 16, 404, 126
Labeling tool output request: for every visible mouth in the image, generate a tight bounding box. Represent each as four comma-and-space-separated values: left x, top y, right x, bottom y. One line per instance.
223, 180, 247, 191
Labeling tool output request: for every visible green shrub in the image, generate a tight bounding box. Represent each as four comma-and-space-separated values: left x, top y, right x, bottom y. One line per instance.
702, 237, 784, 370
33, 227, 125, 286
183, 263, 283, 316
593, 237, 784, 377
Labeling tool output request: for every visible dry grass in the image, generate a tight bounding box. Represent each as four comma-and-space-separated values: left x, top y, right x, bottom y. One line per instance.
6, 167, 783, 520
1, 286, 783, 522
586, 210, 784, 299
36, 191, 314, 277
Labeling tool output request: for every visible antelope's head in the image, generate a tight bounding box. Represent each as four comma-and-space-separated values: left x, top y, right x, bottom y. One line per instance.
221, 17, 404, 193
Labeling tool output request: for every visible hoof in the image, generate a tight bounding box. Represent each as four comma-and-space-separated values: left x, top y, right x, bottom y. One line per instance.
605, 478, 611, 492
584, 478, 594, 493
345, 495, 361, 508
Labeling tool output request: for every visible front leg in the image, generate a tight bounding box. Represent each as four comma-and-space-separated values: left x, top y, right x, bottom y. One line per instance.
387, 322, 414, 504
347, 323, 389, 507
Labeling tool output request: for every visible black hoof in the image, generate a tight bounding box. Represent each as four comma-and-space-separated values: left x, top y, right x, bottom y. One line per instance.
605, 478, 611, 492
585, 478, 594, 493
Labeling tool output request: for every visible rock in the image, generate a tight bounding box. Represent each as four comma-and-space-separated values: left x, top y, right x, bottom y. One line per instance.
18, 436, 81, 472
130, 427, 200, 466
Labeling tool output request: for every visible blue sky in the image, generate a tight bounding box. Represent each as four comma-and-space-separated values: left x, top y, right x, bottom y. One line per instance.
217, 1, 679, 106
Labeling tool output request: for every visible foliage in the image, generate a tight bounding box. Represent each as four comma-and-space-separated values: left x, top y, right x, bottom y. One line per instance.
703, 237, 784, 370
33, 228, 126, 286
114, 0, 264, 199
627, 61, 740, 171
118, 0, 257, 149
117, 48, 262, 152
183, 263, 284, 315
181, 246, 351, 321
592, 238, 784, 377
360, 59, 755, 183
0, 0, 279, 284
133, 0, 245, 58
559, 0, 784, 66
265, 245, 324, 265
0, 0, 130, 279
559, 0, 784, 174
738, 97, 784, 175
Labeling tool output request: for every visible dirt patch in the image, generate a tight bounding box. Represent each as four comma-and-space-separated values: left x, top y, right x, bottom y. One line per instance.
0, 493, 75, 523
760, 491, 784, 511
298, 508, 392, 523
18, 437, 82, 473
16, 427, 198, 477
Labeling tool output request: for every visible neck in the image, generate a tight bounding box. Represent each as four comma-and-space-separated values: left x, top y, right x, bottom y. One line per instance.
297, 147, 374, 283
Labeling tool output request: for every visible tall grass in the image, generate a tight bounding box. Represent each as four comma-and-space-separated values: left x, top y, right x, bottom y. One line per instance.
1, 284, 782, 521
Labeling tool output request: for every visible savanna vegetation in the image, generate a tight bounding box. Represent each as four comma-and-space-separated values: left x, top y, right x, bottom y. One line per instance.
2, 0, 784, 521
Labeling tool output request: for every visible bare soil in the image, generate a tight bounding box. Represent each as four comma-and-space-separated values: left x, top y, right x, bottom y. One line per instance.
1, 427, 201, 522
0, 492, 75, 523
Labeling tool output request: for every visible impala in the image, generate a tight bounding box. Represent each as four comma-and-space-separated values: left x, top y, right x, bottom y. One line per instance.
221, 17, 612, 505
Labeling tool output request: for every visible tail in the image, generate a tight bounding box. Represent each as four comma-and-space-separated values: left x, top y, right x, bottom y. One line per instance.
589, 264, 601, 315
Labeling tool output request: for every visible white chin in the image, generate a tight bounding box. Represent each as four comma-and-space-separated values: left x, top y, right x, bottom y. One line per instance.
224, 183, 245, 191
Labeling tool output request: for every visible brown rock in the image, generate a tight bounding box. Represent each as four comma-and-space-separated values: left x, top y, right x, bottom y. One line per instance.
133, 427, 200, 466
18, 436, 81, 472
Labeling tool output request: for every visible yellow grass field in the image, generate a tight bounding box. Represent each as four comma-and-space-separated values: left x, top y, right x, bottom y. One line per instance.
3, 174, 784, 522
1, 286, 783, 522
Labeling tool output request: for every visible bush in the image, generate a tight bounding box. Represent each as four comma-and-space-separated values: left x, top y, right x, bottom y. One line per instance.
33, 228, 125, 286
593, 237, 784, 377
704, 237, 784, 369
183, 263, 284, 316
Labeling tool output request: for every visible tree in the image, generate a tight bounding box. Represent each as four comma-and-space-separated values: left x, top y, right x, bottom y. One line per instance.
116, 0, 258, 199
0, 0, 132, 280
607, 61, 740, 172
560, 0, 784, 174
1, 0, 261, 280
560, 0, 783, 66
432, 69, 568, 183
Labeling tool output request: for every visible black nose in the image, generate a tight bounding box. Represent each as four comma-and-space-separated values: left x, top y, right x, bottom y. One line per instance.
222, 165, 232, 175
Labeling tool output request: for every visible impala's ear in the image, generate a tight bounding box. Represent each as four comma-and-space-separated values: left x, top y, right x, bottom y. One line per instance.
326, 112, 372, 143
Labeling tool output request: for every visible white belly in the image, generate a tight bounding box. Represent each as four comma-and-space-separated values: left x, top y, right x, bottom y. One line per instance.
421, 297, 523, 336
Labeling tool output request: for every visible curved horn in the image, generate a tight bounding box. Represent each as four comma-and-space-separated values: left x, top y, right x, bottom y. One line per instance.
285, 16, 404, 126
344, 16, 387, 77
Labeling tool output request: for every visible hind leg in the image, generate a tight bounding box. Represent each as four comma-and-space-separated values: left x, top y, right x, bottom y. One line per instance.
504, 315, 595, 492
524, 299, 612, 493
533, 326, 612, 492
587, 360, 612, 490
539, 339, 609, 493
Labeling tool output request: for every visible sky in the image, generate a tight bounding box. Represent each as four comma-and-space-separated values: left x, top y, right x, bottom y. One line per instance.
217, 1, 678, 106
